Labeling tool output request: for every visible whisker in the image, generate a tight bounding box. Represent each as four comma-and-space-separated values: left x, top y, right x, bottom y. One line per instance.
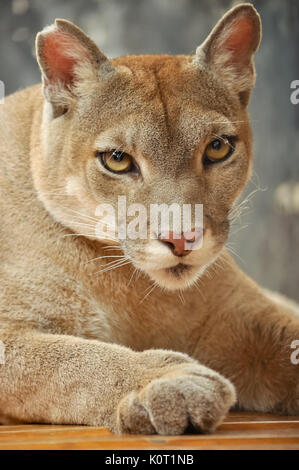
229, 186, 265, 223
127, 267, 139, 287
95, 259, 131, 275
178, 290, 185, 305
65, 221, 96, 229
64, 208, 99, 223
59, 232, 117, 241
205, 119, 260, 124
139, 282, 158, 304
226, 244, 246, 266
230, 224, 249, 236
60, 232, 96, 239
98, 255, 128, 267
212, 133, 235, 151
98, 260, 132, 275
85, 255, 126, 265
194, 280, 206, 302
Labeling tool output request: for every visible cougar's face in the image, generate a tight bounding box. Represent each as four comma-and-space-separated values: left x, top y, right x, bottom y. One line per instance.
38, 56, 251, 290
35, 7, 260, 289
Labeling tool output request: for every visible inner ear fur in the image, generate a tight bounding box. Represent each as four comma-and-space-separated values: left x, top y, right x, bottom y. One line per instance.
36, 19, 114, 116
195, 4, 262, 105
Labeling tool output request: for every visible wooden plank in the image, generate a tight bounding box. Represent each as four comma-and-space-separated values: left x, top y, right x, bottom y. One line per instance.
0, 412, 298, 450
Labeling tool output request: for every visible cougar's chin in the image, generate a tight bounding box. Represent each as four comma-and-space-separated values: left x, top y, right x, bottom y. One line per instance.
146, 263, 206, 291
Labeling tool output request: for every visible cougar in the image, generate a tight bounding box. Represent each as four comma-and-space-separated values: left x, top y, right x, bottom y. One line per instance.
0, 4, 298, 434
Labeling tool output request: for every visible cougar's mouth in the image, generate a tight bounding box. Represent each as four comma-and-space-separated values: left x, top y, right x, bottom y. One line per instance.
145, 261, 203, 290
165, 263, 192, 277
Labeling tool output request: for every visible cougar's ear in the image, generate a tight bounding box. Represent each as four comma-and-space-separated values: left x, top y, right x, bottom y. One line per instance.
36, 19, 115, 116
195, 4, 261, 105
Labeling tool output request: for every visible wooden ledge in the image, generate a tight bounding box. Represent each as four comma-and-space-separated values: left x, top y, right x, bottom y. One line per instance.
1, 412, 299, 450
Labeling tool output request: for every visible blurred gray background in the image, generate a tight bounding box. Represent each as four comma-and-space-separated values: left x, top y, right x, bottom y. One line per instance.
0, 0, 298, 300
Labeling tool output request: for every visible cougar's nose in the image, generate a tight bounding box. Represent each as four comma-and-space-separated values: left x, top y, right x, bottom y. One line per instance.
158, 230, 202, 256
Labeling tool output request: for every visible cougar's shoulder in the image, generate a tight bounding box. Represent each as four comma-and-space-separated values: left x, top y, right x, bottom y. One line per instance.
0, 84, 43, 190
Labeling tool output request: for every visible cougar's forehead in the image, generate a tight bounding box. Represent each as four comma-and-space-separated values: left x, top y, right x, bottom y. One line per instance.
88, 55, 243, 170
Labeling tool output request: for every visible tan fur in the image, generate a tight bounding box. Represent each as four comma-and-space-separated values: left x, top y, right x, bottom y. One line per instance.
0, 4, 298, 434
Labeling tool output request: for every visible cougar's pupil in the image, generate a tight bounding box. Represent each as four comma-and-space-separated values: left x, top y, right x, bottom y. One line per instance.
212, 139, 221, 150
112, 151, 123, 161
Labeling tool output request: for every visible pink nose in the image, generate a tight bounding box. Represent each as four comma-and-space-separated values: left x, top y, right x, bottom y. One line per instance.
158, 230, 202, 256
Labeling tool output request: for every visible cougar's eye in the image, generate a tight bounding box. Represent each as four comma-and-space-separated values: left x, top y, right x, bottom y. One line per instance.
97, 150, 134, 174
204, 136, 235, 163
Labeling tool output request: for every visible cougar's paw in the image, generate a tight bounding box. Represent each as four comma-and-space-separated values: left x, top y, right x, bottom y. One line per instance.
116, 362, 236, 435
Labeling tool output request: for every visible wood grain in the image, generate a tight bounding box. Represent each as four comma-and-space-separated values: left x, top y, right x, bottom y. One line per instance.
1, 412, 299, 450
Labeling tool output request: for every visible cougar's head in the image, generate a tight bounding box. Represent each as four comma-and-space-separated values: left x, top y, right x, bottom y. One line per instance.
33, 4, 261, 290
